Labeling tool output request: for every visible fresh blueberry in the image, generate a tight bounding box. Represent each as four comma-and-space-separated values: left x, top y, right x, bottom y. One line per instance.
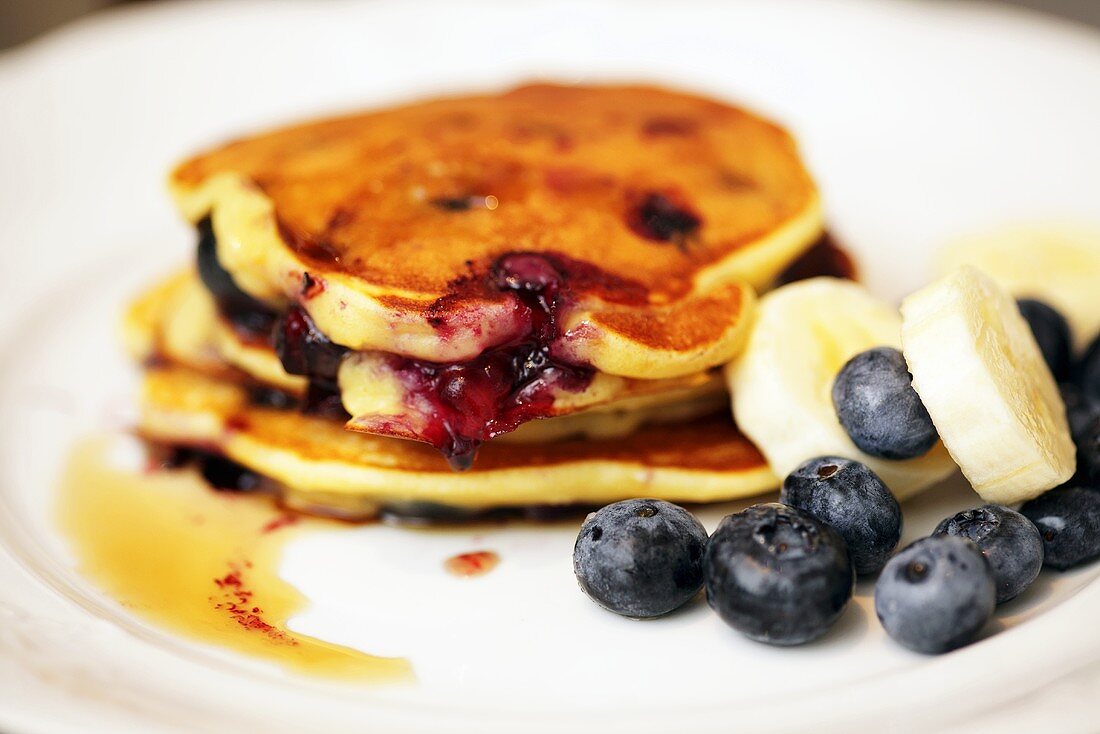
780, 457, 901, 575
1020, 486, 1100, 570
832, 347, 938, 460
573, 499, 708, 618
1060, 383, 1100, 443
1016, 299, 1072, 380
1059, 383, 1100, 478
875, 535, 995, 654
704, 503, 854, 645
1075, 419, 1100, 483
1079, 334, 1100, 401
933, 505, 1043, 603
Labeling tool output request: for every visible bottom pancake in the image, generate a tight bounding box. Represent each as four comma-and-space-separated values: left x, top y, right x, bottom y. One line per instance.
138, 365, 778, 517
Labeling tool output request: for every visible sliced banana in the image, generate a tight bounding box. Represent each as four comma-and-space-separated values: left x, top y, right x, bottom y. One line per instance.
901, 266, 1075, 504
939, 224, 1100, 350
726, 277, 957, 499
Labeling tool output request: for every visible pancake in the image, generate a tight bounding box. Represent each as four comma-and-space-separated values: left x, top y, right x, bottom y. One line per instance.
124, 269, 729, 443
138, 365, 778, 515
170, 83, 822, 375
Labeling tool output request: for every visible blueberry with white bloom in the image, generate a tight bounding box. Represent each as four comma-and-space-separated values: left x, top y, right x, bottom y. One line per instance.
875, 535, 995, 654
934, 505, 1043, 603
573, 499, 708, 618
1021, 486, 1100, 570
1060, 382, 1099, 443
781, 456, 901, 575
705, 503, 854, 645
1016, 298, 1071, 380
1079, 334, 1100, 402
832, 347, 938, 460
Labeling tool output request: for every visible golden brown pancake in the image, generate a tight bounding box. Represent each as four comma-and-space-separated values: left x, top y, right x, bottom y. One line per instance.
138, 365, 778, 515
170, 83, 822, 375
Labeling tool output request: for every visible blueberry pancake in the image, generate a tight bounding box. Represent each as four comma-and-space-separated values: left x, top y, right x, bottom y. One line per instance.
126, 274, 769, 519
163, 83, 823, 466
124, 269, 730, 447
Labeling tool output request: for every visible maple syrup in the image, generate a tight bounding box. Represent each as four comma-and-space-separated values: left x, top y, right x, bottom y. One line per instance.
56, 437, 411, 681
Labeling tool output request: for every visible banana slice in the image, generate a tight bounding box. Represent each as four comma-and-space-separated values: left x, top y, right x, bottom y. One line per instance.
901, 266, 1075, 504
726, 277, 957, 499
939, 225, 1100, 350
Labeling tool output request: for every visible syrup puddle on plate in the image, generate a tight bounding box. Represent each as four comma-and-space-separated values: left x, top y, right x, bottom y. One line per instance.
55, 436, 411, 682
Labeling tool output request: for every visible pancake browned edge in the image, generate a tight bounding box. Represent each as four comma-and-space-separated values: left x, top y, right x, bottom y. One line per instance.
137, 364, 778, 521
164, 83, 825, 468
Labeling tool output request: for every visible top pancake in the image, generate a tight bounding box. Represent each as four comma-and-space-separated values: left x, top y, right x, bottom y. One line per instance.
171, 83, 823, 376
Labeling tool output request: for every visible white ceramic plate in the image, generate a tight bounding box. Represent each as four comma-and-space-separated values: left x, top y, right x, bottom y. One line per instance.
2, 1, 1100, 732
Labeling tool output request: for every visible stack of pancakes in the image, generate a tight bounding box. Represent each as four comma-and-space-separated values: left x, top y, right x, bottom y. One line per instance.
125, 83, 836, 520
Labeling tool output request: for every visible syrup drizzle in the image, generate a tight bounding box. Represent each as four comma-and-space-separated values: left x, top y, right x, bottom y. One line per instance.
57, 437, 411, 681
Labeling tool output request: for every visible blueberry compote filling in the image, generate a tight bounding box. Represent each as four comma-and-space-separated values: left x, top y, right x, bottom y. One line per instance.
264, 253, 593, 468
195, 218, 278, 344
387, 253, 594, 470
196, 221, 348, 419
272, 307, 351, 420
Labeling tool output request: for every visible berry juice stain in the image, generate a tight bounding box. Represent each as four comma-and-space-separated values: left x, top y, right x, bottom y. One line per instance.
443, 550, 500, 577
55, 437, 410, 681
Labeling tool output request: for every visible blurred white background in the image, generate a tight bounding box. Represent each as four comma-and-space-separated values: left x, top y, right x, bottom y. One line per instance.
2, 0, 1100, 50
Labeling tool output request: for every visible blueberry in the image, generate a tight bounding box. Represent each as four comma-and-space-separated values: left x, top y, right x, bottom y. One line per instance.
573, 499, 708, 618
625, 191, 702, 244
1079, 334, 1100, 401
875, 536, 995, 654
1060, 383, 1100, 478
781, 457, 901, 575
196, 218, 249, 309
199, 455, 264, 492
1016, 299, 1072, 380
832, 347, 938, 460
933, 505, 1043, 603
248, 385, 299, 411
195, 218, 278, 338
1060, 383, 1099, 443
704, 503, 854, 645
1075, 419, 1100, 483
273, 306, 349, 382
430, 195, 493, 212
1020, 485, 1100, 570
